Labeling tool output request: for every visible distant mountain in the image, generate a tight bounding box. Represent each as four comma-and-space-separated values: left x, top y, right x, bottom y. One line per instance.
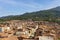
51, 6, 60, 11
0, 6, 60, 23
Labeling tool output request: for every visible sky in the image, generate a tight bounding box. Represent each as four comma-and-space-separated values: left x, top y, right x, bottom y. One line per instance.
0, 0, 60, 17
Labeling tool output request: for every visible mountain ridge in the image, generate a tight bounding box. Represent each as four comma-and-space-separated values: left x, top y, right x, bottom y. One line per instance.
0, 6, 60, 23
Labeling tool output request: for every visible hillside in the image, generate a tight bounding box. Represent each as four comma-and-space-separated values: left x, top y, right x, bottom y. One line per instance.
51, 6, 60, 11
0, 6, 60, 23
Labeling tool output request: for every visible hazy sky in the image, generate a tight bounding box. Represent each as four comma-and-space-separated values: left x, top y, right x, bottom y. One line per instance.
0, 0, 60, 17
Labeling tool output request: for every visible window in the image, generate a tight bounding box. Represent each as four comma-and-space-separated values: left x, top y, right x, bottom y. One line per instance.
0, 28, 2, 32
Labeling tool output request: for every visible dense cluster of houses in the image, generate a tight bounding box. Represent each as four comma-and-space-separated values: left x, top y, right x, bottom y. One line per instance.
0, 20, 60, 40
